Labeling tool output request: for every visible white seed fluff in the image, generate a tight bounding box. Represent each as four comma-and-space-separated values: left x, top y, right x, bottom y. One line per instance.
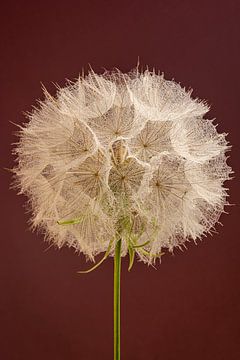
13, 68, 232, 264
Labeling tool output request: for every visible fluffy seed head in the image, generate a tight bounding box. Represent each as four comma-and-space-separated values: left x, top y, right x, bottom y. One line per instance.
12, 68, 232, 264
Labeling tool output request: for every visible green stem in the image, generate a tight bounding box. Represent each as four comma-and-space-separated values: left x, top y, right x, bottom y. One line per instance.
114, 239, 122, 360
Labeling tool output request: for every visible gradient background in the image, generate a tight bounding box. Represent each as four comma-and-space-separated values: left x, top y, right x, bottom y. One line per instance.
1, 1, 240, 359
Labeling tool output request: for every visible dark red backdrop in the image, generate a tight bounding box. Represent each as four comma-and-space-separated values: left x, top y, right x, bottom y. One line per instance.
1, 1, 239, 359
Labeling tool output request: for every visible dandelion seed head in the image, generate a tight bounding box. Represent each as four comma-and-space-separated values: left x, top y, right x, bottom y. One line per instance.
12, 68, 232, 264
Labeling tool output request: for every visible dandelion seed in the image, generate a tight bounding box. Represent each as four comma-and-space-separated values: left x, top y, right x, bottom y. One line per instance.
12, 68, 232, 263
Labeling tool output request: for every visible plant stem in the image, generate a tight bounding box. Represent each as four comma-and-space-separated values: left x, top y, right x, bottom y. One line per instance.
114, 239, 122, 360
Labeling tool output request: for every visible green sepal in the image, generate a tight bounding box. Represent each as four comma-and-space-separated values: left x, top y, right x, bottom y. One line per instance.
77, 238, 114, 274
57, 218, 82, 225
132, 240, 150, 249
128, 245, 135, 272
139, 248, 165, 258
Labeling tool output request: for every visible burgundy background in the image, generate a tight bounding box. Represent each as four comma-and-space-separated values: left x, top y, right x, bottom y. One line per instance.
1, 1, 239, 359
